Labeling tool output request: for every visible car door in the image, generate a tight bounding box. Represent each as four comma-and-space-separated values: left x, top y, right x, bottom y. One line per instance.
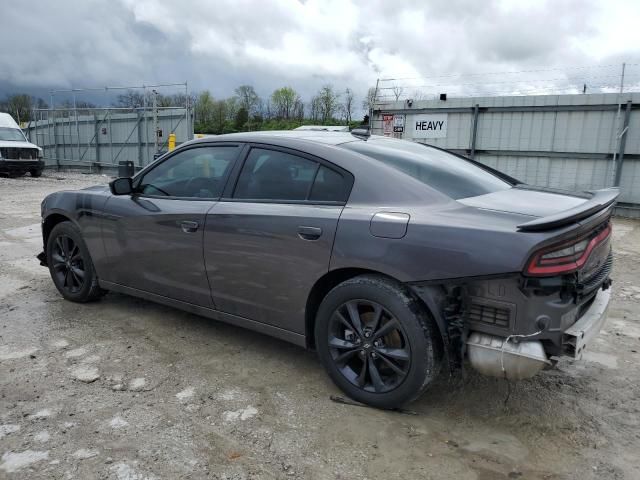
101, 144, 241, 307
203, 145, 353, 333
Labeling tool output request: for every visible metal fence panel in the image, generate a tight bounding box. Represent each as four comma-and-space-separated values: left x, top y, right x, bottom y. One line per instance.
26, 108, 191, 170
372, 92, 640, 206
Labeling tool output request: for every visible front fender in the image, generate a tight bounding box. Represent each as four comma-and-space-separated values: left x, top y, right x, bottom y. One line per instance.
41, 188, 110, 277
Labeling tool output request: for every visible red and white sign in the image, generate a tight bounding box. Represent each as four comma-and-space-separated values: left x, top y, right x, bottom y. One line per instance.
383, 114, 394, 136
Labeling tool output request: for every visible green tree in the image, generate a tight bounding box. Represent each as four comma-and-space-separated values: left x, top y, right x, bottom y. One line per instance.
343, 88, 354, 124
6, 94, 32, 123
309, 95, 322, 122
271, 87, 299, 119
234, 107, 249, 131
212, 99, 228, 133
194, 91, 216, 132
317, 85, 339, 123
235, 85, 260, 115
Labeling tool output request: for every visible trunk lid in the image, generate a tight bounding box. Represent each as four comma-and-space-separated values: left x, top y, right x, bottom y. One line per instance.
458, 186, 618, 232
458, 186, 588, 218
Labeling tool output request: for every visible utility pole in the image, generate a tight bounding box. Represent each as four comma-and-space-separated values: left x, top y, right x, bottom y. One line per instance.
185, 81, 191, 140
369, 78, 380, 131
152, 89, 159, 155
611, 62, 626, 185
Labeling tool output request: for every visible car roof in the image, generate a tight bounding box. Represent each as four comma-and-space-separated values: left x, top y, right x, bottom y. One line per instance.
186, 130, 364, 147
293, 125, 349, 132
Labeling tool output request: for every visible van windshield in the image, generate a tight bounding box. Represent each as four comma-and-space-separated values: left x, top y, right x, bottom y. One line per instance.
340, 137, 512, 200
0, 127, 26, 142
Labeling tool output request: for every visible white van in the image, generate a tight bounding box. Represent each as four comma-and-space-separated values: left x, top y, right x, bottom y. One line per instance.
0, 112, 44, 177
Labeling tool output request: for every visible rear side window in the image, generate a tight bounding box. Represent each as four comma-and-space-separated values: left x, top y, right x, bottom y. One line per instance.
309, 166, 350, 202
233, 148, 350, 203
341, 138, 511, 199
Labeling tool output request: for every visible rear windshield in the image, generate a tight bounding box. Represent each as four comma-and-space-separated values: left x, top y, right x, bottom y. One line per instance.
341, 138, 511, 200
0, 127, 26, 142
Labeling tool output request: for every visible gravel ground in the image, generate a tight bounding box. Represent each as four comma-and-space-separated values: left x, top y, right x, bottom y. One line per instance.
1, 171, 639, 480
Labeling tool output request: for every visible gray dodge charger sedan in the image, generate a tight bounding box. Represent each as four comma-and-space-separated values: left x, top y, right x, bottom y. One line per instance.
38, 131, 616, 408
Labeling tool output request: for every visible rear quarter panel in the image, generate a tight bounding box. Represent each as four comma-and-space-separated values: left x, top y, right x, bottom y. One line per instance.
331, 200, 563, 283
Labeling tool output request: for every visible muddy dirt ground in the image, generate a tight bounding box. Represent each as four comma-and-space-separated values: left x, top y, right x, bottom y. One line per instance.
0, 172, 639, 480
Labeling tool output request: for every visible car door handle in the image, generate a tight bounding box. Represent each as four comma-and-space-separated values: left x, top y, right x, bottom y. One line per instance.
180, 220, 199, 233
298, 226, 322, 240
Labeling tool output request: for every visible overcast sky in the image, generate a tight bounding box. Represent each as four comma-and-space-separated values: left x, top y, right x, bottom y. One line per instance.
1, 0, 639, 104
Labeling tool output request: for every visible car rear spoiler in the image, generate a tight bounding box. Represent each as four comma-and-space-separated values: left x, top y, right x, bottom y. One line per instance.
517, 188, 619, 232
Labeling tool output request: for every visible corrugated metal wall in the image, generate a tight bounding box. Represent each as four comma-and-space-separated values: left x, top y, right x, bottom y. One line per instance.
372, 93, 640, 206
25, 108, 191, 169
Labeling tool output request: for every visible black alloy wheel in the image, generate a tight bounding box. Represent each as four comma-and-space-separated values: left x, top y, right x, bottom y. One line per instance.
328, 299, 411, 393
51, 234, 85, 294
46, 221, 106, 302
315, 275, 442, 409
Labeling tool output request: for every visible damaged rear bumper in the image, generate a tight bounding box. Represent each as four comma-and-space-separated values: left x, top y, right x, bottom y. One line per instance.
465, 287, 611, 379
410, 269, 613, 379
562, 287, 611, 359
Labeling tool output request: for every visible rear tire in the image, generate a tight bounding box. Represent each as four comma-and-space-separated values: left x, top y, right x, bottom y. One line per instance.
315, 275, 442, 409
30, 169, 42, 178
46, 221, 106, 302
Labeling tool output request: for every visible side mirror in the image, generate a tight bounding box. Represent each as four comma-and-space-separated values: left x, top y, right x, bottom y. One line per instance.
109, 177, 134, 195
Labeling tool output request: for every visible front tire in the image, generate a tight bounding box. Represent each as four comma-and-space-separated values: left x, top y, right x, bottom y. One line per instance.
46, 221, 105, 302
315, 275, 442, 409
30, 169, 42, 178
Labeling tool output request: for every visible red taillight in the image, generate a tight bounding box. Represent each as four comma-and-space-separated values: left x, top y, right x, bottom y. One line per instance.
526, 223, 611, 276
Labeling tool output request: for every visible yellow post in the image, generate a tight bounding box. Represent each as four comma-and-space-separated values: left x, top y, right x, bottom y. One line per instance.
168, 133, 176, 151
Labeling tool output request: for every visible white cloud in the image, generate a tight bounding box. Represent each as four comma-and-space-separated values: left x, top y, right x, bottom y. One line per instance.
1, 0, 639, 102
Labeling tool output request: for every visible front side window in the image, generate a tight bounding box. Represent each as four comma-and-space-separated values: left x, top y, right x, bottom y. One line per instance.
233, 148, 319, 201
138, 146, 239, 198
341, 138, 511, 200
